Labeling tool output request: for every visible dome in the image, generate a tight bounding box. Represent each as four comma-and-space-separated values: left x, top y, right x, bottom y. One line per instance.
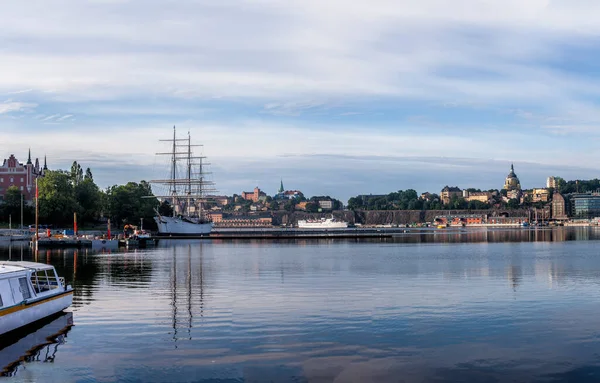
504, 164, 521, 191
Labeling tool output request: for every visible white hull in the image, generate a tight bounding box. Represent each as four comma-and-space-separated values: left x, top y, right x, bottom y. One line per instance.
0, 293, 73, 336
297, 219, 348, 229
154, 216, 213, 235
0, 312, 73, 374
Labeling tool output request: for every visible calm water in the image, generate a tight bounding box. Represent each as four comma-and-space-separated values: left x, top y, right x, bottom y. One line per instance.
2, 227, 600, 382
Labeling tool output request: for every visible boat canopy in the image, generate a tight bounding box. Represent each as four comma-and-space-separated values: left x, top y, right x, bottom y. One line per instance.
0, 261, 56, 273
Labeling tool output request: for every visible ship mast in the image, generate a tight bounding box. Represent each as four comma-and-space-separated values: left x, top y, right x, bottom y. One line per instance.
171, 126, 177, 217
149, 126, 217, 221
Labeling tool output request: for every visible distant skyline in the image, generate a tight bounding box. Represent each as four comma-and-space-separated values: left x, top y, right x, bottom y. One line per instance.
1, 1, 600, 201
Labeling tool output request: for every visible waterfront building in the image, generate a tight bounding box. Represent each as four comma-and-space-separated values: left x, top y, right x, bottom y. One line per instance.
547, 176, 558, 189
0, 151, 46, 202
208, 212, 272, 227
568, 193, 600, 219
440, 186, 462, 205
552, 192, 568, 220
435, 214, 486, 226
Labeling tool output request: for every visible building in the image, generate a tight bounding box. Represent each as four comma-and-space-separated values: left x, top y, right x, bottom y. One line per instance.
552, 192, 568, 220
547, 176, 558, 189
569, 193, 600, 219
530, 188, 550, 203
435, 214, 486, 226
317, 200, 333, 210
207, 195, 230, 206
0, 151, 46, 202
503, 164, 522, 191
440, 186, 462, 205
208, 212, 272, 227
462, 190, 493, 203
274, 179, 303, 200
241, 187, 265, 202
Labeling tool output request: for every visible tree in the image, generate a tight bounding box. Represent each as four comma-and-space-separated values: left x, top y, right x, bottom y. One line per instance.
84, 167, 93, 181
38, 170, 79, 225
158, 200, 174, 216
70, 161, 84, 186
269, 201, 279, 210
0, 186, 33, 225
105, 181, 159, 228
305, 202, 319, 213
506, 198, 520, 209
74, 178, 101, 225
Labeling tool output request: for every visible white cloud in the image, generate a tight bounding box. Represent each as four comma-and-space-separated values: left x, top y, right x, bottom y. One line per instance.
0, 101, 36, 114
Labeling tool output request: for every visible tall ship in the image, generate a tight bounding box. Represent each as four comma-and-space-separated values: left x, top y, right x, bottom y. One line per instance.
150, 127, 216, 236
297, 216, 349, 229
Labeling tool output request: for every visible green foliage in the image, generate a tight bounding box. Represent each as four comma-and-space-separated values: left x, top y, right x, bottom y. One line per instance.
347, 189, 429, 210
0, 186, 33, 225
38, 170, 79, 225
158, 200, 174, 216
305, 202, 319, 213
506, 198, 520, 209
104, 181, 158, 228
269, 200, 279, 210
70, 161, 84, 186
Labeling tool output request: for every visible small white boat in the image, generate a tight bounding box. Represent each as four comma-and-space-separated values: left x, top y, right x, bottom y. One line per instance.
0, 261, 73, 336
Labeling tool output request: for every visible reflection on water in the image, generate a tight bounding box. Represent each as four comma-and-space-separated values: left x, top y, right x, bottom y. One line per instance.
1, 312, 74, 377
2, 229, 600, 381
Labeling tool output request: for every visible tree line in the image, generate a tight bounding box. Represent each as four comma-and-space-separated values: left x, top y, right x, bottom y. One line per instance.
0, 161, 163, 229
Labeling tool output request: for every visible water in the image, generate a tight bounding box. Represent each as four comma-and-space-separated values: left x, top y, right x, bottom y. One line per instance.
2, 227, 600, 382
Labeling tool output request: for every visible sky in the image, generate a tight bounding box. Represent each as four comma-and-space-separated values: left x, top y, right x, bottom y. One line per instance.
1, 0, 600, 202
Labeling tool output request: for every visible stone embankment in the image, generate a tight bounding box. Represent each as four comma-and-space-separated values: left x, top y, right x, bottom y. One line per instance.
271, 209, 531, 226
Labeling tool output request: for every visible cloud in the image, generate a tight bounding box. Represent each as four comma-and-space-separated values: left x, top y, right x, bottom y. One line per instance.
2, 1, 600, 197
0, 100, 36, 114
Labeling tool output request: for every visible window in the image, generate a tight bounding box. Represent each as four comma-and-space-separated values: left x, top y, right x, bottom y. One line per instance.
20, 177, 23, 182
19, 277, 31, 299
9, 177, 13, 183
0, 178, 3, 182
20, 186, 23, 191
0, 294, 3, 307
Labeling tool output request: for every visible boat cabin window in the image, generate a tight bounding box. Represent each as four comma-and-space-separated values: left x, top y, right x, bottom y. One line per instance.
31, 269, 61, 294
18, 277, 32, 299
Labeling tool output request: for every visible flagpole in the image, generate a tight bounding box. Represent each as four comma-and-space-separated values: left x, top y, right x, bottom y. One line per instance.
35, 178, 39, 241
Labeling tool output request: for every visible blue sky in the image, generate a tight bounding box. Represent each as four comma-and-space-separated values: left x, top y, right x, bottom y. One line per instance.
1, 0, 600, 201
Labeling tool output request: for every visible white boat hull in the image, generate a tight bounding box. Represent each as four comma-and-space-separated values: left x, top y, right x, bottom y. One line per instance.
297, 222, 349, 229
154, 216, 213, 236
0, 292, 73, 336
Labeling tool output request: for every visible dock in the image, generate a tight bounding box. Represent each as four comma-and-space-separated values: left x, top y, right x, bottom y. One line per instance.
31, 238, 92, 248
157, 227, 397, 240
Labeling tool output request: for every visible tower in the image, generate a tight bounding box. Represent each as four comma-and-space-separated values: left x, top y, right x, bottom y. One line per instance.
278, 179, 284, 194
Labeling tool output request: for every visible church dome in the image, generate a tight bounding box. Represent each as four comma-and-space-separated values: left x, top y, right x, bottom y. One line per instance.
504, 164, 521, 191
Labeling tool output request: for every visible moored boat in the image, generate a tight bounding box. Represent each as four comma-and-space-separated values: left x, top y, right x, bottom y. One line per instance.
297, 216, 348, 229
150, 126, 216, 237
0, 261, 73, 336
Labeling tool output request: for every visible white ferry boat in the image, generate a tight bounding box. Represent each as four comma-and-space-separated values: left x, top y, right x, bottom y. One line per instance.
297, 216, 349, 229
151, 127, 215, 236
0, 261, 73, 336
